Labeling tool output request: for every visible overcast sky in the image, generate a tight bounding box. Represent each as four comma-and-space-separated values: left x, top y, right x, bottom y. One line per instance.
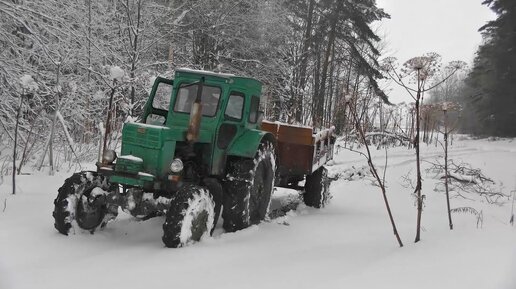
375, 0, 496, 103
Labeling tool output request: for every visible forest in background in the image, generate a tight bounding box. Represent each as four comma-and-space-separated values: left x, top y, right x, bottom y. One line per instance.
0, 0, 515, 175
428, 0, 516, 137
0, 0, 392, 172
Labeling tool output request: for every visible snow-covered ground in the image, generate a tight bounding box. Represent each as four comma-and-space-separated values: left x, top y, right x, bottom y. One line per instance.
1, 136, 515, 289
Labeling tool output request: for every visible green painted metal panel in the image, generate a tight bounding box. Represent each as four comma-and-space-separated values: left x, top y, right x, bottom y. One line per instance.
227, 129, 272, 159
109, 173, 155, 188
111, 69, 270, 188
115, 157, 143, 174
119, 122, 175, 178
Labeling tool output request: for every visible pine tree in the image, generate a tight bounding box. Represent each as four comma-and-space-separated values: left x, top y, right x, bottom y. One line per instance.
462, 0, 516, 136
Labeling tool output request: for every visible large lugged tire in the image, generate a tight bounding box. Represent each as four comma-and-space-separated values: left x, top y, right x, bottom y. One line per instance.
303, 166, 331, 208
162, 185, 215, 248
223, 141, 276, 232
53, 171, 118, 235
202, 178, 223, 234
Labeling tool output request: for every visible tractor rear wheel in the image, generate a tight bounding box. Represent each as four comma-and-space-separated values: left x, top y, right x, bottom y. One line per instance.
303, 166, 331, 208
223, 141, 276, 232
162, 185, 215, 248
53, 171, 118, 235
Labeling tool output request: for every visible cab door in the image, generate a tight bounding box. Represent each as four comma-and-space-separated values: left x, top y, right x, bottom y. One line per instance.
211, 91, 246, 175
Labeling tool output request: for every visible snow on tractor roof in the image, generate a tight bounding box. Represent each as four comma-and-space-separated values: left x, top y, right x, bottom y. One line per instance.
175, 68, 236, 79
175, 68, 262, 86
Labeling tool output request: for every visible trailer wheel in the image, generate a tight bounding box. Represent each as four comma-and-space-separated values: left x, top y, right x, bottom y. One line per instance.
162, 185, 215, 248
303, 166, 331, 208
223, 141, 276, 232
53, 171, 118, 235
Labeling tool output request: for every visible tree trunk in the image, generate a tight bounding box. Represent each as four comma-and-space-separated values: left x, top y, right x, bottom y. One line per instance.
128, 0, 142, 117
47, 62, 61, 174
295, 0, 315, 123
313, 2, 339, 127
102, 86, 117, 160
12, 94, 23, 195
87, 0, 92, 82
17, 116, 36, 175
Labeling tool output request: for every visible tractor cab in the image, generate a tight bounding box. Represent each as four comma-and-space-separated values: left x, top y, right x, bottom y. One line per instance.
104, 69, 268, 192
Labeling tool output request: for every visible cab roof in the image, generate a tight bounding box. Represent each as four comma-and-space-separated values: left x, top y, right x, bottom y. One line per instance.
174, 68, 262, 90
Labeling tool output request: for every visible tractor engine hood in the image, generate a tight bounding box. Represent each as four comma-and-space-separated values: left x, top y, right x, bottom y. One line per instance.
116, 122, 172, 177
116, 122, 215, 178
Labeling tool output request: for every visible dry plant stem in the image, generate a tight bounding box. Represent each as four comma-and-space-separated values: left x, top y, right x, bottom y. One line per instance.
57, 111, 83, 170
48, 62, 62, 174
444, 110, 453, 230
17, 119, 36, 175
414, 76, 423, 243
385, 59, 462, 242
511, 188, 515, 226
348, 102, 404, 247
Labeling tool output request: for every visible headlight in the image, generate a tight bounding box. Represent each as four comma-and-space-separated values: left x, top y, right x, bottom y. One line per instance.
103, 150, 117, 164
170, 158, 183, 173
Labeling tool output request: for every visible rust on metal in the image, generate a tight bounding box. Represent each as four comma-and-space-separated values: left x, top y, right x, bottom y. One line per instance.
186, 102, 202, 143
262, 121, 335, 179
261, 121, 313, 145
262, 121, 331, 180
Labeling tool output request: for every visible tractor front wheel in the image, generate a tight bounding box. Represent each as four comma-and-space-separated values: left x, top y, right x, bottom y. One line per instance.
162, 185, 215, 248
53, 171, 118, 235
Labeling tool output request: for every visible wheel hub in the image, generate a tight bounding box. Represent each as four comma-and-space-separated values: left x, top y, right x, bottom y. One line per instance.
190, 211, 209, 241
76, 195, 104, 231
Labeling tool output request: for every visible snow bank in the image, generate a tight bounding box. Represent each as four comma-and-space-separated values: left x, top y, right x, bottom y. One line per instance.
0, 137, 515, 289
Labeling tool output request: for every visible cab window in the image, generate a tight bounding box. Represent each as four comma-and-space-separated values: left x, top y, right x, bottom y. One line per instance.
248, 96, 260, 123
225, 92, 244, 121
174, 83, 221, 117
152, 82, 173, 111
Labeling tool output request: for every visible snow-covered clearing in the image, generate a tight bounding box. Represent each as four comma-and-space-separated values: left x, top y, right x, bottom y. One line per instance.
1, 136, 515, 289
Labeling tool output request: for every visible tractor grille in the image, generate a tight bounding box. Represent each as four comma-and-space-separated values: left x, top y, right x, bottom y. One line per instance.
115, 157, 143, 174
123, 128, 161, 149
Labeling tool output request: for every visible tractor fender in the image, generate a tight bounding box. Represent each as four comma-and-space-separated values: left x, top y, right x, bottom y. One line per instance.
227, 129, 277, 159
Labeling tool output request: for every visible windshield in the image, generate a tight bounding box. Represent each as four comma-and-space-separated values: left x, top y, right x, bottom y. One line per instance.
144, 80, 173, 125
174, 84, 221, 117
152, 82, 173, 111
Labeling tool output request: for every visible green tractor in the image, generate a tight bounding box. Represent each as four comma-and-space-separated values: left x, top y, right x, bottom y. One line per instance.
53, 68, 335, 248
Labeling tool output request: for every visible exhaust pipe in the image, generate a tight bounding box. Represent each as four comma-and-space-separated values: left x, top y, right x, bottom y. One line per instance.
186, 77, 204, 144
